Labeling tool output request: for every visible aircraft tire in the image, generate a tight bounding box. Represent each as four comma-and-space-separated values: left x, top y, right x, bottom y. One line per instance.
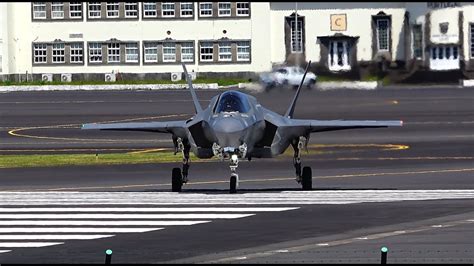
230, 175, 237, 194
172, 168, 183, 192
302, 166, 312, 190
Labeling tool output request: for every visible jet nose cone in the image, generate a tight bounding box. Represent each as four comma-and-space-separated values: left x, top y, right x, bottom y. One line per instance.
212, 116, 246, 148
212, 116, 246, 133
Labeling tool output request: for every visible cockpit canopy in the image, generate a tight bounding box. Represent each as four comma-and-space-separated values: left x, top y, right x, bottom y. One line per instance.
215, 91, 251, 113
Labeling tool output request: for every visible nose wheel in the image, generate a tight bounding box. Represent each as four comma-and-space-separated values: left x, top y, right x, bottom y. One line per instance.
229, 154, 239, 194
230, 173, 238, 194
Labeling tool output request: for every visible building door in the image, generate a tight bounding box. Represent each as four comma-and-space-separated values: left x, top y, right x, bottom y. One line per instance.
329, 40, 351, 71
429, 46, 459, 70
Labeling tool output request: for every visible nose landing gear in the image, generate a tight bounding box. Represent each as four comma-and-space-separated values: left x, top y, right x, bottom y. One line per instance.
229, 154, 239, 194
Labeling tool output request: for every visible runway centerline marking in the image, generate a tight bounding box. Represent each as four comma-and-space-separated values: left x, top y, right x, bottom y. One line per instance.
7, 168, 472, 192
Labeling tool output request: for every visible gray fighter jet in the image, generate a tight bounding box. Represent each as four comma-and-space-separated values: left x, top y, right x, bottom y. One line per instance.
82, 62, 402, 193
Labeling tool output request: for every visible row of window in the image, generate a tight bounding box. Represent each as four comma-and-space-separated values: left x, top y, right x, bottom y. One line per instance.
288, 16, 391, 54
32, 40, 251, 65
32, 2, 250, 20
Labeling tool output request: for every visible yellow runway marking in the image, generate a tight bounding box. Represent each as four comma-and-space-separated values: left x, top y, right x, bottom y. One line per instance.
308, 144, 409, 151
128, 148, 171, 154
7, 168, 474, 192
7, 114, 190, 143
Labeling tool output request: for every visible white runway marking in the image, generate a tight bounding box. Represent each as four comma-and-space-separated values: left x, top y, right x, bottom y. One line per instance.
0, 207, 298, 212
0, 242, 64, 248
0, 235, 114, 240
0, 228, 163, 233
0, 220, 210, 226
0, 190, 472, 205
0, 213, 255, 219
0, 190, 472, 256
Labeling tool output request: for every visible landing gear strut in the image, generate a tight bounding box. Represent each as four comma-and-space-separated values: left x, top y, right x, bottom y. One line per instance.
292, 136, 312, 190
171, 137, 190, 192
229, 154, 239, 194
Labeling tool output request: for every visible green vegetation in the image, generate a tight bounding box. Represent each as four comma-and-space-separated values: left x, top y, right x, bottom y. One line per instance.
0, 151, 202, 169
0, 77, 250, 87
316, 75, 353, 82
0, 145, 368, 169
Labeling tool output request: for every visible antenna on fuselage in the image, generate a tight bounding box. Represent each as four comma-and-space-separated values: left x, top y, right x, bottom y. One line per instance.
284, 60, 311, 119
182, 64, 203, 114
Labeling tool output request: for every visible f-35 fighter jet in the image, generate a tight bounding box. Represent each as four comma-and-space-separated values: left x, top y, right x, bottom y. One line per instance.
82, 62, 402, 193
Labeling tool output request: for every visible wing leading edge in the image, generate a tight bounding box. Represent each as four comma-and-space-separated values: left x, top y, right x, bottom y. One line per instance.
81, 120, 186, 133
287, 119, 403, 133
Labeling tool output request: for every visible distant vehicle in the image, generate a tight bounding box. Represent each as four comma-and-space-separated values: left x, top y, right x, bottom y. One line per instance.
260, 66, 317, 90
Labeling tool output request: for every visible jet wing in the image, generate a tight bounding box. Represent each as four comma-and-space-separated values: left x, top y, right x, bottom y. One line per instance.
81, 120, 187, 134
287, 119, 403, 133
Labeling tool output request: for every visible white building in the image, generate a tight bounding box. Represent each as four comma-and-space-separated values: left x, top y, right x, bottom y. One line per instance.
0, 2, 473, 82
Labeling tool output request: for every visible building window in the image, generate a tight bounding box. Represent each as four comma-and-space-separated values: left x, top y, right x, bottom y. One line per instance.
219, 42, 232, 61
413, 24, 423, 59
88, 2, 101, 18
33, 43, 47, 64
430, 46, 459, 70
51, 2, 64, 19
162, 2, 175, 17
199, 2, 213, 17
236, 2, 250, 16
125, 43, 138, 63
70, 43, 83, 63
377, 19, 390, 51
218, 2, 231, 17
144, 43, 158, 63
328, 40, 351, 71
32, 2, 47, 19
237, 41, 250, 61
291, 20, 303, 53
181, 42, 194, 62
89, 42, 102, 63
107, 43, 120, 63
180, 2, 193, 17
52, 43, 65, 63
125, 2, 138, 18
143, 2, 157, 17
69, 2, 82, 19
163, 43, 176, 62
470, 24, 474, 58
106, 2, 119, 18
200, 42, 213, 61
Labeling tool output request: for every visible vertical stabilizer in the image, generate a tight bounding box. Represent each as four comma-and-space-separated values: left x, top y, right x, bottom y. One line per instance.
182, 64, 203, 114
284, 61, 312, 118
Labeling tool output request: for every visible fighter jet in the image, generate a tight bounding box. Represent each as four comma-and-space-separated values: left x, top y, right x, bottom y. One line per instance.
82, 62, 402, 193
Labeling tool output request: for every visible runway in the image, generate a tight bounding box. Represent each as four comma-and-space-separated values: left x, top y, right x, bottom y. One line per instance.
0, 87, 473, 263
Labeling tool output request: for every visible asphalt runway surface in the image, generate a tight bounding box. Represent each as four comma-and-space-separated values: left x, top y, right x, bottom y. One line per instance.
0, 86, 473, 263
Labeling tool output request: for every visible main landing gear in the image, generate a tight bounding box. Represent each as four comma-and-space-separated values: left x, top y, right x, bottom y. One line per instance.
292, 136, 312, 190
171, 137, 190, 192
